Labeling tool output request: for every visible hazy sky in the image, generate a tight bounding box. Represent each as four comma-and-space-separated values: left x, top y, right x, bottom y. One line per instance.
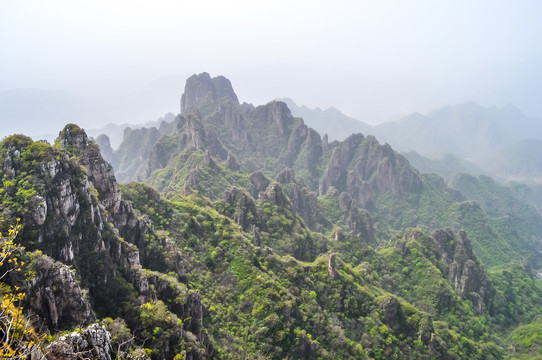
1, 0, 542, 138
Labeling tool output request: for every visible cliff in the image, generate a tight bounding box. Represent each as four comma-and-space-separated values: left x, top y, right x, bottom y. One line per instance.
0, 127, 211, 359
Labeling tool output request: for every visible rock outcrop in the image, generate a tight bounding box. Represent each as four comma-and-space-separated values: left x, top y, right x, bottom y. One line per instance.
0, 127, 210, 357
379, 295, 402, 330
276, 168, 323, 230
95, 134, 116, 167
181, 72, 239, 115
338, 192, 375, 243
114, 126, 161, 183
26, 255, 95, 328
432, 228, 492, 313
46, 323, 113, 360
320, 135, 423, 207
248, 171, 270, 199
221, 187, 260, 231
58, 125, 184, 275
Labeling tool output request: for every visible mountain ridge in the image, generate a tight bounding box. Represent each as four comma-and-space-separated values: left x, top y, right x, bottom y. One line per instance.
2, 73, 542, 359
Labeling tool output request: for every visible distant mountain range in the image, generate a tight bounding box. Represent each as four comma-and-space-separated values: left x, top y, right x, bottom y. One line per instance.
3, 73, 542, 359
374, 102, 542, 157
0, 74, 187, 141
278, 98, 542, 183
5, 82, 542, 186
477, 139, 542, 184
277, 98, 373, 142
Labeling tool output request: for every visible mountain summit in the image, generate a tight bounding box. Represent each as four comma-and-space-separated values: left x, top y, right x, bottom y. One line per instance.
180, 72, 239, 115
3, 74, 542, 359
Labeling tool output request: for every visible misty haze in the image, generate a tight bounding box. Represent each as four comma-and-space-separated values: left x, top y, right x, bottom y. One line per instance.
1, 1, 542, 359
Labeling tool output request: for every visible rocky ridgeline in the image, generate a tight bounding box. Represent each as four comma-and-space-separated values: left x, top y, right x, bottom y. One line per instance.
99, 73, 423, 254
111, 74, 422, 207
0, 125, 210, 358
395, 228, 492, 314
3, 72, 540, 358
181, 72, 239, 115
432, 228, 492, 313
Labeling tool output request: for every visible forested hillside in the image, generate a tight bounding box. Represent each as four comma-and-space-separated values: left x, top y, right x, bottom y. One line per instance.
1, 73, 542, 359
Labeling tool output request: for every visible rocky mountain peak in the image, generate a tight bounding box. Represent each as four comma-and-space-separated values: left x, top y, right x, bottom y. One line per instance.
431, 228, 492, 313
59, 123, 89, 150
261, 101, 294, 135
277, 168, 296, 184
95, 134, 115, 165
181, 72, 239, 115
249, 171, 270, 199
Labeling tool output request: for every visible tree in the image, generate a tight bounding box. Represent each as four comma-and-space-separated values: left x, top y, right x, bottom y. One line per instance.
0, 219, 43, 359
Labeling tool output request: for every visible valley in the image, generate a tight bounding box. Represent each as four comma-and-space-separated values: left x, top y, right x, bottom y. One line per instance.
1, 73, 542, 359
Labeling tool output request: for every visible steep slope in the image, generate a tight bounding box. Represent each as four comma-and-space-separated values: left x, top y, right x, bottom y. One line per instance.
7, 74, 540, 358
0, 127, 211, 359
110, 73, 542, 270
448, 174, 542, 267
5, 122, 542, 358
123, 181, 506, 359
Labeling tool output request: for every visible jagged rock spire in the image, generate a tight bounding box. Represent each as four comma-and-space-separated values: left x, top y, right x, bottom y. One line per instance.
181, 72, 239, 115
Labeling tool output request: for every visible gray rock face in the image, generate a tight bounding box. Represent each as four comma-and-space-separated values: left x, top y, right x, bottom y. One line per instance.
379, 295, 401, 330
175, 114, 228, 162
328, 253, 337, 279
432, 228, 492, 313
276, 168, 321, 230
336, 192, 375, 243
30, 195, 47, 225
298, 128, 323, 175
265, 101, 293, 136
249, 171, 270, 199
80, 148, 121, 215
263, 183, 289, 207
59, 125, 180, 274
46, 323, 112, 360
60, 124, 89, 149
27, 255, 95, 328
319, 134, 365, 196
319, 135, 422, 207
277, 168, 296, 184
181, 72, 239, 115
208, 102, 251, 148
222, 187, 259, 231
115, 127, 161, 183
95, 134, 116, 166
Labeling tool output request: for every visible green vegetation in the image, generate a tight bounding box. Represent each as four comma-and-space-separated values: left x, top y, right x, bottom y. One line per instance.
3, 81, 542, 359
506, 316, 542, 359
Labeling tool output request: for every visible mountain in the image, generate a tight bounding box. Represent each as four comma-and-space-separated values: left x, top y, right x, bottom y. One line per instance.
373, 102, 542, 158
84, 112, 176, 150
403, 151, 488, 180
0, 126, 504, 359
111, 73, 542, 268
252, 100, 542, 187
474, 139, 542, 183
277, 97, 374, 142
2, 73, 542, 359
